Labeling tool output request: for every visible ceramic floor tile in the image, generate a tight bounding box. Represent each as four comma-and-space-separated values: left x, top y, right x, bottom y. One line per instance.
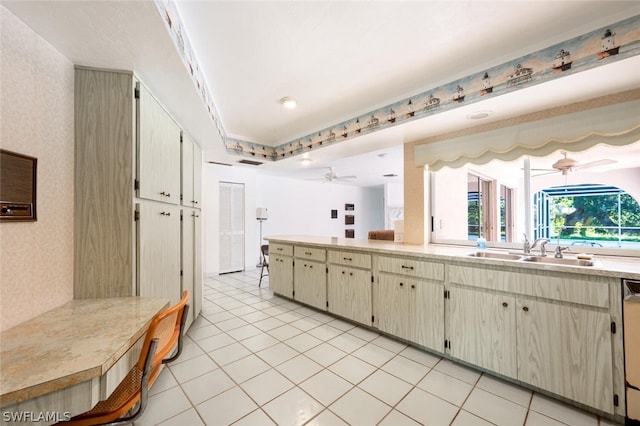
275, 354, 324, 384
135, 386, 192, 426
252, 316, 286, 331
381, 354, 432, 385
149, 366, 178, 396
347, 326, 380, 341
181, 368, 235, 405
358, 369, 413, 406
275, 310, 306, 323
396, 387, 459, 426
293, 306, 318, 316
305, 409, 349, 426
371, 335, 409, 353
452, 410, 495, 426
168, 354, 218, 383
186, 323, 221, 341
239, 368, 294, 405
208, 341, 252, 366
463, 387, 528, 426
327, 332, 368, 353
156, 408, 204, 426
476, 373, 532, 407
329, 387, 391, 426
262, 387, 323, 426
267, 324, 303, 341
328, 354, 377, 384
231, 409, 277, 425
434, 359, 482, 385
299, 369, 353, 406
196, 386, 258, 425
203, 310, 235, 323
417, 369, 474, 407
239, 310, 271, 323
399, 346, 441, 367
239, 332, 280, 352
223, 354, 271, 383
529, 394, 598, 426
525, 410, 568, 426
290, 316, 324, 331
196, 332, 235, 352
308, 311, 335, 323
226, 324, 263, 341
216, 316, 250, 332
352, 342, 396, 367
173, 338, 205, 363
263, 305, 291, 316
326, 318, 356, 332
304, 342, 348, 367
227, 305, 258, 316
378, 409, 423, 425
255, 341, 300, 366
307, 324, 344, 341
284, 332, 323, 352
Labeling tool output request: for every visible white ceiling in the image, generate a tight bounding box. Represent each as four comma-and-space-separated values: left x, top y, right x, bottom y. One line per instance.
3, 1, 640, 187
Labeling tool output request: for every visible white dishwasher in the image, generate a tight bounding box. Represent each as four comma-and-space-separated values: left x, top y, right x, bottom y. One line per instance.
624, 279, 640, 424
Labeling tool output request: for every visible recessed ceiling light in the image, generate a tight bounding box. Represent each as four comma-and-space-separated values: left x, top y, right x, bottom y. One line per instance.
299, 157, 312, 165
467, 110, 492, 120
280, 97, 297, 109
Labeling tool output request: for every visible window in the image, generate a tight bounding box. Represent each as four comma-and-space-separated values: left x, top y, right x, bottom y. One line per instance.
430, 141, 640, 254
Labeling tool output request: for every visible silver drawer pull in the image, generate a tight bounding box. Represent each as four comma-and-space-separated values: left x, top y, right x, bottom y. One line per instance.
401, 265, 414, 270
343, 257, 352, 261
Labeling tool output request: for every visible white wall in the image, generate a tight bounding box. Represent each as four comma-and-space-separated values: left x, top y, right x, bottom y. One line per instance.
384, 182, 404, 230
1, 6, 75, 331
202, 164, 384, 275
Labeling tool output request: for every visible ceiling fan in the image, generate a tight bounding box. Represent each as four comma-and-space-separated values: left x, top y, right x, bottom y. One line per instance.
310, 167, 357, 183
532, 152, 617, 176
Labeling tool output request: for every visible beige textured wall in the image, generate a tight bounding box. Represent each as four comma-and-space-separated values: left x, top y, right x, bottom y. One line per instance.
1, 7, 74, 331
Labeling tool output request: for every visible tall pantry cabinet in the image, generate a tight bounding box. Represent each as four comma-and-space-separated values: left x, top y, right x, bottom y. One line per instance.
74, 67, 202, 324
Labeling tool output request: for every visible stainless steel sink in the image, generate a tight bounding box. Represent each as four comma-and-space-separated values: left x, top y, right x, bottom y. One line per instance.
468, 252, 523, 261
521, 256, 597, 267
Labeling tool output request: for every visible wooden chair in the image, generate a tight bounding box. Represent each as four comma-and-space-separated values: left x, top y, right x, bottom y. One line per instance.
259, 244, 269, 287
61, 291, 190, 426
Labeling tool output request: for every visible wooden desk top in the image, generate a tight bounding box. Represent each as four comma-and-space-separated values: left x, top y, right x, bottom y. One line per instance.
0, 297, 169, 407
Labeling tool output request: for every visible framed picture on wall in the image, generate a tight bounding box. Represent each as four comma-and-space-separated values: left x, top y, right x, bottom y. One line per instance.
331, 209, 338, 219
345, 229, 355, 238
345, 203, 354, 211
345, 215, 355, 225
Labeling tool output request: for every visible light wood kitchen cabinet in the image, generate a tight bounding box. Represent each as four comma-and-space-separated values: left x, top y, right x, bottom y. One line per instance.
181, 208, 202, 329
137, 202, 181, 305
270, 254, 294, 298
377, 273, 444, 351
294, 259, 327, 310
137, 83, 181, 205
446, 286, 516, 378
516, 297, 614, 413
74, 67, 201, 317
181, 133, 202, 208
327, 265, 372, 325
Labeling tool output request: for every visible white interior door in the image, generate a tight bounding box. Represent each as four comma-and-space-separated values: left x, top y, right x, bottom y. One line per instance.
219, 182, 245, 273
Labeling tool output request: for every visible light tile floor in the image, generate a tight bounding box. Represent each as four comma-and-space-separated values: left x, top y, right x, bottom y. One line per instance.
135, 269, 619, 426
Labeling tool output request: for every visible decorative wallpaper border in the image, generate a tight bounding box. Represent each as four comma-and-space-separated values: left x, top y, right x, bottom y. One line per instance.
154, 1, 640, 162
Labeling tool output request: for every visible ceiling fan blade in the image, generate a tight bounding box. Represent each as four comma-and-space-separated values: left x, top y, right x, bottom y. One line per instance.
531, 170, 559, 177
337, 175, 357, 180
574, 159, 617, 170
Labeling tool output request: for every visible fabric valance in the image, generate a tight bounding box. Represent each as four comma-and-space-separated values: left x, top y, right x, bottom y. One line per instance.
414, 99, 640, 171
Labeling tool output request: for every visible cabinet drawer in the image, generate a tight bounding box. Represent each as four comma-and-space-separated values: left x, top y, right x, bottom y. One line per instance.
294, 246, 326, 262
270, 243, 293, 257
377, 255, 444, 281
328, 250, 371, 269
447, 265, 611, 308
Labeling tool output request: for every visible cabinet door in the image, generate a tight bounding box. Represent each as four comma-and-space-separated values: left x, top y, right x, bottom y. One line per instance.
193, 209, 202, 318
516, 298, 613, 413
181, 135, 194, 207
270, 254, 293, 298
138, 202, 181, 305
137, 84, 181, 204
447, 287, 516, 378
327, 265, 372, 325
413, 279, 445, 352
181, 209, 195, 329
192, 142, 202, 207
294, 260, 326, 310
377, 274, 412, 340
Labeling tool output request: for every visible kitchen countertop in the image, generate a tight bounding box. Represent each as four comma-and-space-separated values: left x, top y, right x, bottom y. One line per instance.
0, 297, 169, 407
265, 235, 640, 280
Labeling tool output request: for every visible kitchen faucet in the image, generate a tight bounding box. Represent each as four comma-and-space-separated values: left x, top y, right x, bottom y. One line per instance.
555, 230, 570, 258
523, 234, 550, 256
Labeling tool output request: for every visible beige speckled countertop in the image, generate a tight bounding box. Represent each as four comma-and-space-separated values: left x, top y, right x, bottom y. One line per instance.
265, 235, 640, 280
0, 297, 169, 407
